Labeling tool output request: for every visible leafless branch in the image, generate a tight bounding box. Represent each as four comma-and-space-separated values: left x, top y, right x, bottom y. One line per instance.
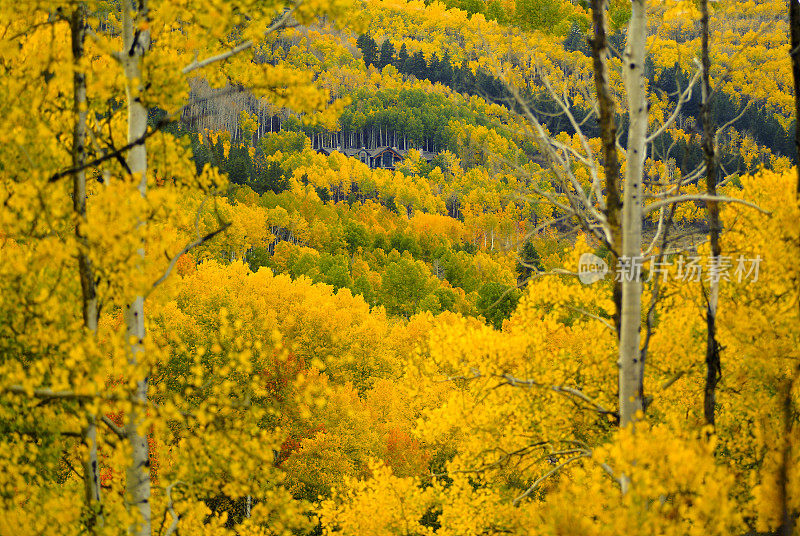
513, 453, 589, 505
164, 481, 183, 536
101, 415, 127, 439
644, 194, 769, 215
182, 5, 300, 75
563, 304, 615, 332
715, 100, 753, 147
144, 197, 231, 299
647, 66, 702, 144
49, 117, 170, 182
501, 374, 617, 420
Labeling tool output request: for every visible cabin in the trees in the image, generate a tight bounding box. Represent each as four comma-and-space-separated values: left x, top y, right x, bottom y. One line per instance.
316, 146, 434, 170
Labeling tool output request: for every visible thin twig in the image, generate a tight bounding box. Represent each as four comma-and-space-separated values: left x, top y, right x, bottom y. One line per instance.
144, 209, 230, 299
181, 5, 300, 74
512, 454, 589, 505
101, 415, 127, 438
644, 194, 769, 215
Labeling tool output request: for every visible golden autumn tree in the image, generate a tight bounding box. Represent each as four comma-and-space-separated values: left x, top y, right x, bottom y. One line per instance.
0, 0, 353, 534
2, 0, 800, 536
316, 1, 799, 535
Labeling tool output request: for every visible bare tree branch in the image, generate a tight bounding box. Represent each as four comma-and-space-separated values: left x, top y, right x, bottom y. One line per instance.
644, 194, 769, 215
164, 481, 183, 536
101, 415, 127, 439
144, 196, 231, 299
501, 374, 617, 419
49, 117, 170, 182
646, 66, 702, 144
181, 5, 300, 75
513, 454, 589, 505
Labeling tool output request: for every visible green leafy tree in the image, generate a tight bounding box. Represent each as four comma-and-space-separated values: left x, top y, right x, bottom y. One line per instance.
516, 240, 543, 285
344, 221, 370, 254
477, 281, 521, 329
380, 258, 431, 317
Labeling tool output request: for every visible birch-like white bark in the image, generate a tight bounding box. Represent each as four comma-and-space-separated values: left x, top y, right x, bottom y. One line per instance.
618, 0, 647, 427
70, 5, 103, 530
121, 2, 152, 535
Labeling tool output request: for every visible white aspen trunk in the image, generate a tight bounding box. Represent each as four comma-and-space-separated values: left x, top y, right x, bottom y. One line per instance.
70, 6, 103, 531
619, 0, 647, 427
121, 3, 152, 536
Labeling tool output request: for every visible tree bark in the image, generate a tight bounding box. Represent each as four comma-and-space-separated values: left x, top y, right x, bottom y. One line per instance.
619, 0, 647, 427
121, 2, 152, 535
589, 0, 622, 337
700, 0, 722, 428
778, 367, 798, 536
792, 0, 800, 189
70, 5, 103, 531
784, 3, 800, 534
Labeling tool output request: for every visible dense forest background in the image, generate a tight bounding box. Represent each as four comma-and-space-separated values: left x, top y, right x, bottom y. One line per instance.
1, 0, 799, 535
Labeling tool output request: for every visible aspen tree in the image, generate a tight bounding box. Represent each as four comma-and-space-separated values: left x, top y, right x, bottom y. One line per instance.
782, 2, 800, 534
791, 0, 800, 190
588, 0, 622, 335
69, 3, 103, 531
617, 0, 647, 427
700, 0, 722, 428
119, 2, 153, 534
0, 1, 354, 533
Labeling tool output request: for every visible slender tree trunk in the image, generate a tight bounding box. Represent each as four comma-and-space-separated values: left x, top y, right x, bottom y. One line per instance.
700, 0, 722, 427
778, 366, 798, 536
70, 5, 97, 335
70, 5, 103, 531
589, 0, 622, 337
792, 0, 800, 191
121, 3, 152, 536
619, 0, 647, 427
782, 4, 800, 534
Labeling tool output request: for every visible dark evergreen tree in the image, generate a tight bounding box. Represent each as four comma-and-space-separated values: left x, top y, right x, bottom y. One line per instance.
408, 51, 427, 80
428, 53, 441, 83
377, 39, 395, 69
454, 60, 476, 93
439, 51, 454, 87
224, 145, 251, 185
252, 160, 289, 194
477, 282, 521, 329
396, 43, 409, 71
356, 34, 378, 67
563, 21, 588, 55
516, 240, 543, 286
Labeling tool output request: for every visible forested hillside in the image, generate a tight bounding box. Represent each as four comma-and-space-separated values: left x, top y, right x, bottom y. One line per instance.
1, 0, 799, 535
